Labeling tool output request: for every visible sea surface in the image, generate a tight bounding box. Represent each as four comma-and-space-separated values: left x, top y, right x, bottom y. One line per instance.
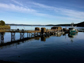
0, 26, 84, 63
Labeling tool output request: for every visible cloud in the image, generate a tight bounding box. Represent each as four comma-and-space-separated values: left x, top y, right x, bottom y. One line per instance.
0, 3, 53, 18
31, 2, 84, 19
0, 3, 57, 18
60, 9, 84, 19
11, 0, 23, 6
0, 0, 84, 23
32, 2, 55, 9
0, 3, 36, 13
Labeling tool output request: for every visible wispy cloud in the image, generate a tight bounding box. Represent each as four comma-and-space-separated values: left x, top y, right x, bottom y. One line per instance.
0, 3, 56, 18
11, 0, 23, 6
31, 2, 84, 19
32, 2, 55, 9
0, 0, 84, 23
0, 3, 36, 13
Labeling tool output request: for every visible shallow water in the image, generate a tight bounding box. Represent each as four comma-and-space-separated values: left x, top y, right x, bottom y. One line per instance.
0, 26, 84, 63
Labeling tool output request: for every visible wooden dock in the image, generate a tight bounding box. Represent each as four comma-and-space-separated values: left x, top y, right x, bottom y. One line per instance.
0, 28, 63, 43
0, 27, 83, 47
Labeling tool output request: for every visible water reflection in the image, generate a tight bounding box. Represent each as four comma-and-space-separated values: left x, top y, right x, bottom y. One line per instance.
41, 36, 46, 41
55, 33, 62, 37
68, 33, 77, 38
35, 37, 40, 40
0, 32, 78, 48
0, 32, 5, 43
68, 33, 78, 42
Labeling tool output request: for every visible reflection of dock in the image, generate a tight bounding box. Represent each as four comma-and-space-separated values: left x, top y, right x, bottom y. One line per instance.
0, 33, 51, 47
0, 36, 40, 46
0, 32, 65, 48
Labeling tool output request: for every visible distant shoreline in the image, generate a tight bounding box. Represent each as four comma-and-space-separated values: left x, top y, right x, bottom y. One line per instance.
6, 21, 84, 27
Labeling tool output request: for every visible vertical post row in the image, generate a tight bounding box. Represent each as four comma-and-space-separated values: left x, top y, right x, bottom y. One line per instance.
27, 33, 28, 38
11, 32, 15, 42
0, 33, 4, 43
20, 33, 24, 39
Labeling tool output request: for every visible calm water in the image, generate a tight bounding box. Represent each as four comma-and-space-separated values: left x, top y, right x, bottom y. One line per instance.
0, 26, 84, 63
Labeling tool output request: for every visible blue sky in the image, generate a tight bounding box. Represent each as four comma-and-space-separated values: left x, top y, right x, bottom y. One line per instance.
0, 0, 84, 25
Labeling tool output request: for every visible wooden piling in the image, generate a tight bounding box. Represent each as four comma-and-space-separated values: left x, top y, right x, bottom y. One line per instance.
0, 33, 4, 43
41, 28, 46, 35
27, 33, 28, 37
11, 32, 15, 41
20, 32, 24, 39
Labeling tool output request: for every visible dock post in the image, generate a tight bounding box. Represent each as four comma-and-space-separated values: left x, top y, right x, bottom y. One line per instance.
0, 33, 4, 43
27, 33, 28, 38
34, 33, 35, 37
37, 32, 38, 36
39, 32, 41, 36
11, 32, 15, 42
29, 33, 30, 37
20, 32, 24, 39
41, 28, 46, 35
31, 33, 32, 37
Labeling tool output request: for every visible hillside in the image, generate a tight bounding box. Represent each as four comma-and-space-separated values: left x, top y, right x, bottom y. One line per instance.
47, 21, 84, 26
76, 21, 84, 27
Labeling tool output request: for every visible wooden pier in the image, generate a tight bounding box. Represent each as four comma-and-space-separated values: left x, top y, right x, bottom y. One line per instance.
0, 27, 62, 37
0, 26, 83, 47
0, 27, 64, 46
0, 29, 58, 42
0, 31, 59, 47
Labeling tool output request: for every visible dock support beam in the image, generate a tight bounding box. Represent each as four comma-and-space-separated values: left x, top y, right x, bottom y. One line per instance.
29, 33, 30, 37
27, 33, 28, 38
11, 32, 15, 41
0, 33, 4, 43
41, 28, 46, 35
20, 33, 24, 39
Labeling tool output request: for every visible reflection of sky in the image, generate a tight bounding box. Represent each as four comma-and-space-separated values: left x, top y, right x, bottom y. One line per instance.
0, 33, 84, 63
75, 32, 84, 40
